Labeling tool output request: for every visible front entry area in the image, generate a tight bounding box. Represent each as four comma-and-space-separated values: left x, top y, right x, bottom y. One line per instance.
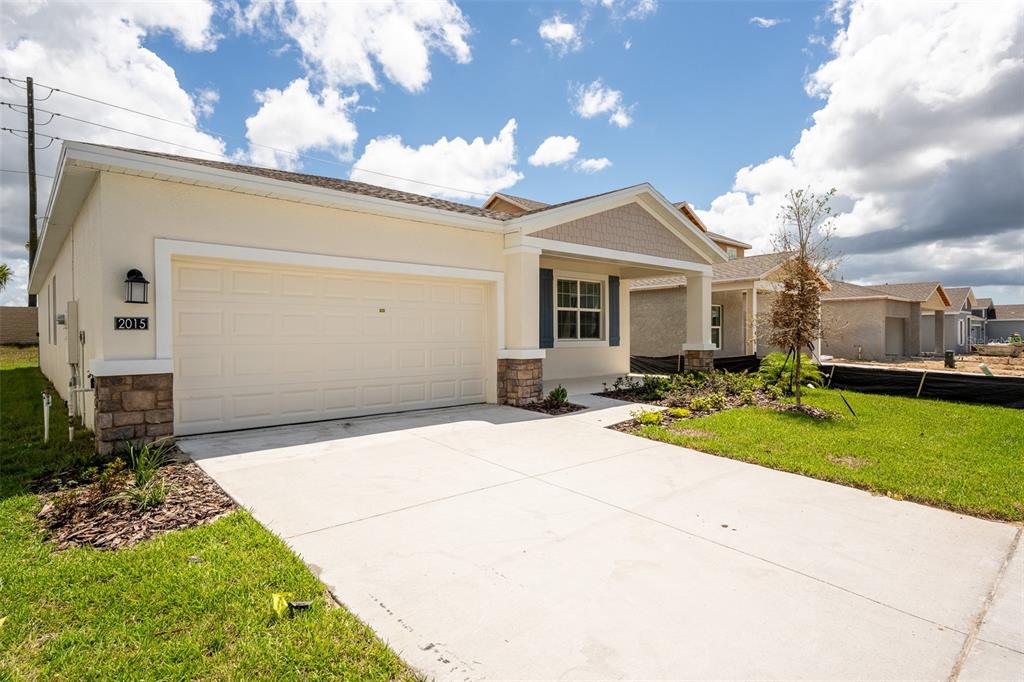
172, 257, 494, 435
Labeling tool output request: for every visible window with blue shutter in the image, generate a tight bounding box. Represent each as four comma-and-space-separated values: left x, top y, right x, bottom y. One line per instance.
539, 268, 554, 348
609, 276, 620, 347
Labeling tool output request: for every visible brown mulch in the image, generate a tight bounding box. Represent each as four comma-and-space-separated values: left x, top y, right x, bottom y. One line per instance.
769, 403, 834, 420
519, 401, 587, 415
827, 454, 870, 469
37, 461, 236, 550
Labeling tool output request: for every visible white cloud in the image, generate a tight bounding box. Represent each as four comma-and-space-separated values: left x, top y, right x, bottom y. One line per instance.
575, 157, 612, 173
351, 119, 524, 200
588, 0, 658, 21
239, 0, 472, 92
528, 135, 580, 166
571, 79, 634, 128
538, 15, 582, 56
244, 78, 359, 171
750, 17, 788, 28
0, 1, 226, 305
194, 88, 219, 118
697, 1, 1024, 297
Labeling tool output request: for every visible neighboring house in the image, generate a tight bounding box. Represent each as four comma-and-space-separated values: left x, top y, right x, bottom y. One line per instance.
30, 143, 726, 452
0, 306, 38, 344
629, 250, 833, 359
820, 281, 950, 360
920, 286, 985, 353
986, 304, 1024, 341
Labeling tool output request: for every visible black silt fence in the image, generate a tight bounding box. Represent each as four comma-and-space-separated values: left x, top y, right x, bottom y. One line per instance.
629, 354, 761, 375
821, 364, 1024, 409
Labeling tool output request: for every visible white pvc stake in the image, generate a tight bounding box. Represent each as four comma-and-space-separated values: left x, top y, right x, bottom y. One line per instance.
42, 392, 52, 443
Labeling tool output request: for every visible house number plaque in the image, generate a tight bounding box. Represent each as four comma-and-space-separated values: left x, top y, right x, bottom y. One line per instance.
115, 316, 149, 330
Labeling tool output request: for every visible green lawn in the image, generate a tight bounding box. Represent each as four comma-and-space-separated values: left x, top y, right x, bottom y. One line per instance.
0, 346, 418, 681
636, 388, 1024, 521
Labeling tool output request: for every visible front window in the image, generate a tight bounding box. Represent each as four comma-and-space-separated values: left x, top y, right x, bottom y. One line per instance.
711, 304, 722, 350
726, 246, 738, 260
557, 278, 602, 340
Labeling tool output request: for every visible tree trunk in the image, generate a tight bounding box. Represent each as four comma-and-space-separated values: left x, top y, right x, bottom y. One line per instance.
794, 348, 802, 406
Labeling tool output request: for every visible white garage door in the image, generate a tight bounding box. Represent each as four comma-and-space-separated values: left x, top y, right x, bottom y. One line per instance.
172, 257, 492, 435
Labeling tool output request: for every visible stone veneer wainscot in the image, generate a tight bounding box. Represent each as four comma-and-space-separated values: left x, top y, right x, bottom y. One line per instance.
497, 358, 543, 407
94, 373, 174, 454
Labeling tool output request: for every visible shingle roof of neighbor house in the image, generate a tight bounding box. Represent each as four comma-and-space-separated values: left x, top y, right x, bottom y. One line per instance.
489, 192, 550, 211
976, 297, 993, 308
994, 304, 1024, 320
99, 145, 522, 220
630, 251, 795, 290
868, 282, 951, 306
821, 280, 911, 301
942, 286, 974, 310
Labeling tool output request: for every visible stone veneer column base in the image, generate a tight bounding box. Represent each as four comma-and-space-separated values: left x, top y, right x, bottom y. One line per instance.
94, 374, 174, 455
684, 349, 715, 372
497, 358, 543, 406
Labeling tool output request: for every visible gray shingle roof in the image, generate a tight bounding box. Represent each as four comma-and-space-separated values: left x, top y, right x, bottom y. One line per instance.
630, 251, 794, 290
942, 286, 973, 310
490, 192, 550, 211
868, 282, 947, 304
976, 297, 994, 308
994, 304, 1024, 320
821, 280, 906, 301
706, 230, 752, 248
94, 144, 519, 220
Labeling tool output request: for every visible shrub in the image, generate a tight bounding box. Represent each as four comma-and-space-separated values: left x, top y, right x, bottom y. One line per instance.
640, 375, 673, 400
631, 408, 664, 426
126, 440, 171, 488
545, 385, 568, 407
95, 457, 126, 498
113, 477, 168, 511
667, 407, 690, 419
739, 389, 756, 406
690, 392, 726, 413
757, 352, 824, 396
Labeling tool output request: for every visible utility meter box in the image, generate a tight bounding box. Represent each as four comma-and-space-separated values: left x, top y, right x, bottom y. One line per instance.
66, 300, 80, 364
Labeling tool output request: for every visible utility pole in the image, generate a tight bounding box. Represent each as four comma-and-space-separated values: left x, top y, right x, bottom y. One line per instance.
26, 76, 38, 307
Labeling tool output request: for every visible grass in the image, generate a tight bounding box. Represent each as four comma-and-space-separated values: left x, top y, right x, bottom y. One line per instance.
635, 388, 1024, 521
0, 346, 419, 681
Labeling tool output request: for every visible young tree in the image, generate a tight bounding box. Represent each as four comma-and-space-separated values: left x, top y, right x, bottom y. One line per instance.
766, 188, 839, 406
0, 263, 11, 292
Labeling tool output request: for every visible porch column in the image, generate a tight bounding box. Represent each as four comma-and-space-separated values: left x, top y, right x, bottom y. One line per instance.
682, 270, 715, 370
499, 248, 543, 406
907, 302, 921, 356
744, 287, 758, 356
934, 310, 946, 355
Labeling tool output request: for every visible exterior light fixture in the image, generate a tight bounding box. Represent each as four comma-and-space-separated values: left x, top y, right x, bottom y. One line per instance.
124, 269, 149, 304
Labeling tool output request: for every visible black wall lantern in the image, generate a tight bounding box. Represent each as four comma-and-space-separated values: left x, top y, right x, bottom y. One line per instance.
124, 269, 150, 304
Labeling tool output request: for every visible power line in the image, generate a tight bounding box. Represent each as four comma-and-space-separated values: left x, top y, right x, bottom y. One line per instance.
0, 168, 54, 178
1, 77, 493, 198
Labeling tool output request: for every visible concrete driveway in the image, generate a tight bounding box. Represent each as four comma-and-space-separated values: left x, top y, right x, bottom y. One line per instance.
181, 397, 1023, 681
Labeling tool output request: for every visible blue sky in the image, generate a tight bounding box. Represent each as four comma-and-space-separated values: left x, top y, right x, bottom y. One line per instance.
1, 1, 1021, 305
150, 1, 823, 208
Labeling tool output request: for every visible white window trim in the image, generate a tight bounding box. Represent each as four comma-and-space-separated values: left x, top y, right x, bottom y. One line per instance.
711, 303, 722, 350
552, 270, 609, 348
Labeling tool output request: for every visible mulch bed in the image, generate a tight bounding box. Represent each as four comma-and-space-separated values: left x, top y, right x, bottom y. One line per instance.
519, 401, 587, 415
37, 461, 236, 550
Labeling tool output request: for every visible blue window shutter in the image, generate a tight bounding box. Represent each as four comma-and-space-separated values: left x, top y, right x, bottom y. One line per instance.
609, 276, 621, 347
539, 268, 554, 348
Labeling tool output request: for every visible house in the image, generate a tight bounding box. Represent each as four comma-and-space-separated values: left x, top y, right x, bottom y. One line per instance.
820, 281, 951, 360
986, 304, 1024, 341
29, 142, 726, 451
630, 251, 813, 360
920, 286, 987, 353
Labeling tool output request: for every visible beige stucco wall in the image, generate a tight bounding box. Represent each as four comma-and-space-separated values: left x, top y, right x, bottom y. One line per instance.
533, 203, 704, 263
0, 307, 38, 344
631, 286, 756, 359
97, 173, 506, 360
36, 178, 104, 429
821, 299, 889, 360
541, 256, 630, 381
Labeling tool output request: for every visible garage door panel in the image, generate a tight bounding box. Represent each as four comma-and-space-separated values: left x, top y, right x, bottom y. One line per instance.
173, 257, 492, 434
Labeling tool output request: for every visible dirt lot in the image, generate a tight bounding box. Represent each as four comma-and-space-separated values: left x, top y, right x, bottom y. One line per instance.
831, 354, 1024, 377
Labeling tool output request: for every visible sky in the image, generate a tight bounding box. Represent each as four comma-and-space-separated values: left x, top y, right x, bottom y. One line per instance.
1, 0, 1021, 307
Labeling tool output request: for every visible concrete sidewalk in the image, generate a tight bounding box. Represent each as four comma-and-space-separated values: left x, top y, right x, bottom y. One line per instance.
181, 401, 1022, 680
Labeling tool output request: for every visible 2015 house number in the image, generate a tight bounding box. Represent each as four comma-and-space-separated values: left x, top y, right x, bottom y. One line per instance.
115, 316, 149, 330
